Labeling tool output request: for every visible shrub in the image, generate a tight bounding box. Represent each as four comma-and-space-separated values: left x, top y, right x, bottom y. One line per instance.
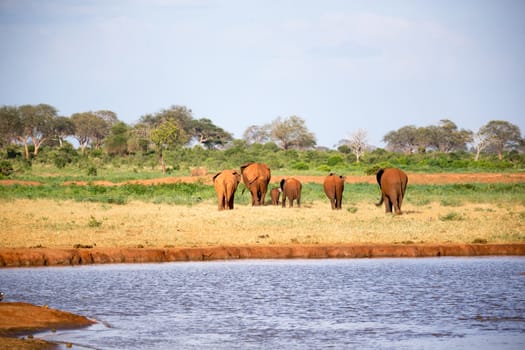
88, 215, 102, 227
0, 160, 13, 177
439, 212, 463, 221
327, 155, 344, 166
87, 166, 97, 176
292, 161, 309, 170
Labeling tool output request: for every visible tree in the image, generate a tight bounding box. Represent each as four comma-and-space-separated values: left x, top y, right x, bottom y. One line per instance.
150, 120, 188, 173
479, 120, 522, 160
190, 118, 233, 149
71, 112, 96, 153
17, 104, 58, 159
339, 129, 368, 163
105, 121, 130, 156
243, 125, 271, 144
140, 105, 193, 131
127, 122, 151, 154
270, 116, 316, 150
71, 111, 115, 153
50, 116, 76, 147
382, 125, 419, 154
425, 119, 472, 153
471, 130, 492, 161
0, 105, 21, 148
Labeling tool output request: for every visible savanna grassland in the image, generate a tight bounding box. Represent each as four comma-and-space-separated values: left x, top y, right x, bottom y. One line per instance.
1, 173, 524, 249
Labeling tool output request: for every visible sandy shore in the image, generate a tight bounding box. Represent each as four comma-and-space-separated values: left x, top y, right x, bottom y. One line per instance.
0, 302, 95, 349
1, 244, 524, 267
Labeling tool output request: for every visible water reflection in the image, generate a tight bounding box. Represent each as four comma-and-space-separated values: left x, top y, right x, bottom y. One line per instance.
1, 257, 524, 349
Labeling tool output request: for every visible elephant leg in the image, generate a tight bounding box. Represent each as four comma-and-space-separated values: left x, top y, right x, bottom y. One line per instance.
297, 195, 301, 208
289, 198, 293, 208
218, 195, 225, 210
384, 195, 393, 213
330, 198, 336, 210
228, 193, 235, 209
250, 188, 258, 206
394, 192, 403, 215
336, 193, 342, 209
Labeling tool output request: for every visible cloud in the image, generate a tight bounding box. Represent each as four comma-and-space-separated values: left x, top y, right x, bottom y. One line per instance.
247, 11, 472, 83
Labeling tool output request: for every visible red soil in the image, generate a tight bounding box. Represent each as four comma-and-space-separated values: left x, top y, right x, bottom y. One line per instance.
0, 302, 95, 349
0, 244, 524, 268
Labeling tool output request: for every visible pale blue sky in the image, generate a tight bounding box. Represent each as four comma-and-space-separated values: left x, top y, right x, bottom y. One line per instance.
1, 0, 523, 148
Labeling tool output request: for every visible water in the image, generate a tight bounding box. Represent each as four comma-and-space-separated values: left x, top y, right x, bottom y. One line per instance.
1, 257, 524, 349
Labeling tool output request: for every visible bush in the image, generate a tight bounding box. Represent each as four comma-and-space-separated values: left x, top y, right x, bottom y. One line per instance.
327, 155, 344, 166
291, 161, 309, 170
0, 160, 13, 177
87, 165, 98, 176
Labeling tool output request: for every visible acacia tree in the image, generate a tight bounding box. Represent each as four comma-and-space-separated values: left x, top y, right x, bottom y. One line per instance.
382, 125, 419, 154
270, 116, 316, 150
190, 118, 233, 149
17, 104, 58, 159
71, 111, 116, 153
0, 105, 21, 148
50, 116, 76, 147
71, 112, 95, 153
150, 120, 188, 173
425, 119, 472, 152
479, 120, 522, 160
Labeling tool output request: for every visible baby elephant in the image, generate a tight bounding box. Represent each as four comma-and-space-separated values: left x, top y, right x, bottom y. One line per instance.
270, 187, 281, 205
280, 178, 302, 208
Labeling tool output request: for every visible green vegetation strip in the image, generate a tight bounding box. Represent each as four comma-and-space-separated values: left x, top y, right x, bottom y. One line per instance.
1, 182, 523, 205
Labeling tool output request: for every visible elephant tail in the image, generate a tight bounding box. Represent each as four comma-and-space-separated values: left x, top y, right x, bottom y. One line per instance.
375, 195, 384, 207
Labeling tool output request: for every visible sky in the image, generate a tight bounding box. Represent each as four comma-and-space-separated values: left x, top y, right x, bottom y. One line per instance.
0, 0, 524, 149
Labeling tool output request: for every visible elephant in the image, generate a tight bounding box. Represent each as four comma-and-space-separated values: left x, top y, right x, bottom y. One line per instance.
240, 162, 271, 206
270, 187, 281, 205
212, 169, 242, 210
280, 178, 302, 208
375, 167, 408, 215
323, 173, 345, 210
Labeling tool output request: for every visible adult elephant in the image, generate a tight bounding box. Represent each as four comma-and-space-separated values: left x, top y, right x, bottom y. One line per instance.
375, 167, 408, 215
270, 187, 280, 205
240, 162, 271, 206
323, 173, 345, 210
280, 178, 302, 208
212, 169, 242, 210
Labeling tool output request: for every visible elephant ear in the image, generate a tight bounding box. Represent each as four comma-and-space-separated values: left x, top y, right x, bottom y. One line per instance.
232, 171, 241, 183
240, 162, 254, 173
212, 172, 222, 182
376, 169, 385, 187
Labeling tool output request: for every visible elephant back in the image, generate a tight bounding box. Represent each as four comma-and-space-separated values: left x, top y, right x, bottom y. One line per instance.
240, 162, 271, 185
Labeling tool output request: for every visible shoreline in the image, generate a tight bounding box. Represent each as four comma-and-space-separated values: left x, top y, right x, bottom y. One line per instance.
1, 243, 524, 267
0, 302, 95, 350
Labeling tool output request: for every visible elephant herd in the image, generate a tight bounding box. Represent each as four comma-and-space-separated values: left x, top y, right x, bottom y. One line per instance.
212, 162, 408, 214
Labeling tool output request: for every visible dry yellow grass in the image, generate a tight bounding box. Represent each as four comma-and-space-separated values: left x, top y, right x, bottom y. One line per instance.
1, 198, 524, 248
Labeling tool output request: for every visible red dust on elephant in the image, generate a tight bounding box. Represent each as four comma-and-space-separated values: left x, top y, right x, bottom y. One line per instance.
323, 173, 345, 210
240, 162, 271, 206
213, 169, 242, 210
280, 178, 302, 208
375, 168, 408, 215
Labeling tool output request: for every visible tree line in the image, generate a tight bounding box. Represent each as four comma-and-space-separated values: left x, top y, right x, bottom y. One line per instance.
0, 103, 523, 174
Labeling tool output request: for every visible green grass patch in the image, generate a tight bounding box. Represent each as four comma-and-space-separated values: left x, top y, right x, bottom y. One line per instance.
439, 212, 464, 221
